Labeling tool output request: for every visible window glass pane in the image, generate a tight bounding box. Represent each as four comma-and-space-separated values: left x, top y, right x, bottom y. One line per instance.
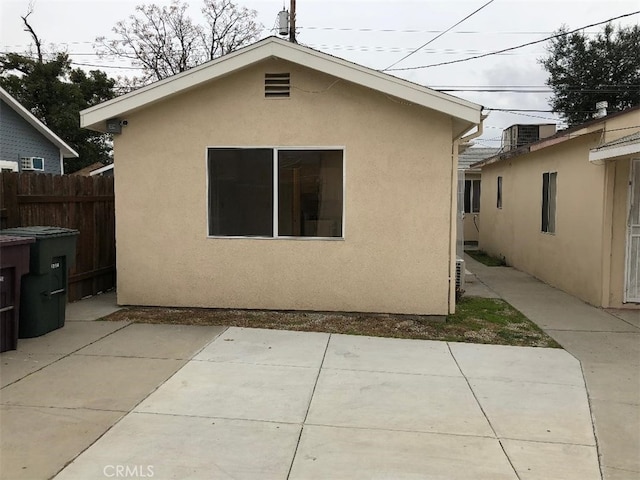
542, 172, 550, 232
472, 180, 481, 213
548, 172, 557, 233
497, 176, 502, 209
208, 148, 273, 236
278, 150, 343, 237
464, 180, 471, 213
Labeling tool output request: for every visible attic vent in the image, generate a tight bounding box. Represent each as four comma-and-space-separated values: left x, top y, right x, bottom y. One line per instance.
265, 73, 290, 98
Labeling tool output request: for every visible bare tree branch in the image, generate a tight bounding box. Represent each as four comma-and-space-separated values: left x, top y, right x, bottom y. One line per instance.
21, 4, 43, 63
95, 0, 262, 86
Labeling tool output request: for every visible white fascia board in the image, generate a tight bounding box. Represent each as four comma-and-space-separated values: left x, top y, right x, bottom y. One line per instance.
89, 163, 114, 176
589, 141, 640, 164
81, 38, 481, 132
0, 87, 79, 158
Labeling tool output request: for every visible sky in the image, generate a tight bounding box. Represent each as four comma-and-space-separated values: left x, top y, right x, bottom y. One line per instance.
1, 0, 639, 148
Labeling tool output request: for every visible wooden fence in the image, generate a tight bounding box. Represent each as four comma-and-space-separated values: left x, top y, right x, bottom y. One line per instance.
0, 172, 115, 302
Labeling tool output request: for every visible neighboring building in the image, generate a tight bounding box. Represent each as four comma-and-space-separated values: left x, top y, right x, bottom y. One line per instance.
71, 162, 105, 176
80, 37, 481, 315
473, 106, 640, 308
458, 146, 500, 245
89, 163, 114, 177
0, 87, 78, 174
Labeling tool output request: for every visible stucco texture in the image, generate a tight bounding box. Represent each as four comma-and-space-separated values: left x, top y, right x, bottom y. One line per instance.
113, 59, 454, 315
478, 109, 640, 308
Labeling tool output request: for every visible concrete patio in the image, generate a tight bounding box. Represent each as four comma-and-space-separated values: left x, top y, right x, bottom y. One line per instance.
0, 292, 601, 480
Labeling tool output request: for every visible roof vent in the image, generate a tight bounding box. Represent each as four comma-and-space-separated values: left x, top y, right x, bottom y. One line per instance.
265, 73, 290, 98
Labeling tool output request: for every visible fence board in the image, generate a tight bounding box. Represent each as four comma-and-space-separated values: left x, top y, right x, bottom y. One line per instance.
0, 171, 115, 302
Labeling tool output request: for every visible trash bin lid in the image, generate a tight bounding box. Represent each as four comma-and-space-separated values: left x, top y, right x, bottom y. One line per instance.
0, 235, 36, 246
0, 226, 79, 238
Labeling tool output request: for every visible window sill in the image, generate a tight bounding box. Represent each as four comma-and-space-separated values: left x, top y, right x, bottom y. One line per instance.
206, 235, 345, 241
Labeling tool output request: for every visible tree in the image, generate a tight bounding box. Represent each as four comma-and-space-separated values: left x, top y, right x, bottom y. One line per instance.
540, 23, 640, 126
0, 11, 117, 173
96, 0, 263, 86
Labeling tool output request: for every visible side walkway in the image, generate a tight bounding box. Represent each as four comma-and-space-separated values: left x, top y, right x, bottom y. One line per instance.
465, 254, 640, 480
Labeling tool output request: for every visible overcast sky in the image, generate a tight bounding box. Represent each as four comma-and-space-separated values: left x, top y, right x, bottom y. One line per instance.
1, 0, 638, 147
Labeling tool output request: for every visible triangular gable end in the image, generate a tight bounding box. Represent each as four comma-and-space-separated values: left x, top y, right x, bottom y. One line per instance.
0, 87, 79, 158
81, 37, 481, 139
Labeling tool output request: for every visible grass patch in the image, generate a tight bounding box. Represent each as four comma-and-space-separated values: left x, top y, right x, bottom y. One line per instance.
103, 296, 560, 348
465, 249, 506, 266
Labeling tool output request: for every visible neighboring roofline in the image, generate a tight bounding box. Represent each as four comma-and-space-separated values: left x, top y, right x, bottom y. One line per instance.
89, 163, 114, 176
470, 105, 640, 169
80, 36, 481, 136
0, 86, 79, 158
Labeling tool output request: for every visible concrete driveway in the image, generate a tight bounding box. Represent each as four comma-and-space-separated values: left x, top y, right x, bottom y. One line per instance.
0, 293, 600, 480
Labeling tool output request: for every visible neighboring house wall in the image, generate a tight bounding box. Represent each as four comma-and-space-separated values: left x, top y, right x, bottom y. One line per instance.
479, 109, 640, 307
114, 59, 455, 315
0, 99, 62, 175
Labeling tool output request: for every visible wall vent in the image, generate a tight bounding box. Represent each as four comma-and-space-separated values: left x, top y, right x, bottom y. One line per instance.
265, 73, 290, 98
455, 258, 465, 291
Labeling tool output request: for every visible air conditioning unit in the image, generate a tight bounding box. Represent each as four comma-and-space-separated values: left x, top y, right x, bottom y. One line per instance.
501, 124, 556, 152
455, 257, 465, 291
0, 160, 19, 172
20, 157, 45, 171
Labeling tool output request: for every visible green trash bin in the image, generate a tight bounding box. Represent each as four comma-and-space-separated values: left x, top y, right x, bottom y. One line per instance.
0, 227, 79, 338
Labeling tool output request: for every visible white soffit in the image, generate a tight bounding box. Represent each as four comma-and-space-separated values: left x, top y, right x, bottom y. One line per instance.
81, 37, 481, 133
589, 132, 640, 164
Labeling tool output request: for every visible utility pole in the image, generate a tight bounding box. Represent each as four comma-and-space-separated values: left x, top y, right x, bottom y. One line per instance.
289, 0, 296, 43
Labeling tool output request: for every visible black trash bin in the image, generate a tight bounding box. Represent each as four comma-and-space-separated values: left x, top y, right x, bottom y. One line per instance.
0, 227, 79, 338
0, 235, 35, 351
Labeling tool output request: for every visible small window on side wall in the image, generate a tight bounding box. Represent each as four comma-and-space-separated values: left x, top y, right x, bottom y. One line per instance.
497, 176, 503, 209
542, 172, 557, 233
464, 179, 481, 213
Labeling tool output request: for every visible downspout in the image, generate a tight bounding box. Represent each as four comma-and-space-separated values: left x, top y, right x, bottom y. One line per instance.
448, 115, 486, 314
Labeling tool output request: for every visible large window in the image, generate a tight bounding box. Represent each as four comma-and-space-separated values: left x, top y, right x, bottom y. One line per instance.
542, 172, 557, 233
464, 179, 481, 213
208, 148, 343, 238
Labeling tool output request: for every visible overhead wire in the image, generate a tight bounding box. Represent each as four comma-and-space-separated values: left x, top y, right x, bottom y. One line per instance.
385, 10, 640, 71
383, 0, 495, 70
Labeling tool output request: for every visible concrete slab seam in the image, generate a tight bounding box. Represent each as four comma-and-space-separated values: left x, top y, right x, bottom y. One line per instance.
286, 332, 332, 480
190, 359, 326, 369
320, 366, 463, 378
581, 362, 606, 480
447, 342, 522, 480
187, 326, 229, 358
0, 321, 133, 390
45, 326, 225, 478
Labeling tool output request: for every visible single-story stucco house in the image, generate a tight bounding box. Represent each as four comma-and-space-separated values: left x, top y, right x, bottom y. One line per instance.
0, 86, 78, 174
457, 146, 500, 246
80, 36, 482, 315
473, 106, 640, 308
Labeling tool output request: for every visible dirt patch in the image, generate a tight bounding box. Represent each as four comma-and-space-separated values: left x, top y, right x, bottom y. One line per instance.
103, 297, 560, 348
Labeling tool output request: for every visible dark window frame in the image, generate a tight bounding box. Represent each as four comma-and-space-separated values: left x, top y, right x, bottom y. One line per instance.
207, 147, 345, 239
541, 171, 557, 233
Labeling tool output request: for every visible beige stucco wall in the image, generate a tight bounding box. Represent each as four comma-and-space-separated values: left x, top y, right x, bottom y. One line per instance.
480, 134, 607, 305
113, 59, 456, 315
478, 109, 640, 307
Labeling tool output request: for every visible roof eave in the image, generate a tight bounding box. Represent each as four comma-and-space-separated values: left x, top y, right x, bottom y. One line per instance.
81, 37, 481, 133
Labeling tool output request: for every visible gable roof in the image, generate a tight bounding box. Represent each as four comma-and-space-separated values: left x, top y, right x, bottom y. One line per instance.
80, 36, 481, 138
0, 87, 79, 158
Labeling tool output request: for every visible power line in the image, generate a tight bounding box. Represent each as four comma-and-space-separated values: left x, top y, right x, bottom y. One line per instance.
384, 0, 495, 70
385, 10, 640, 71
